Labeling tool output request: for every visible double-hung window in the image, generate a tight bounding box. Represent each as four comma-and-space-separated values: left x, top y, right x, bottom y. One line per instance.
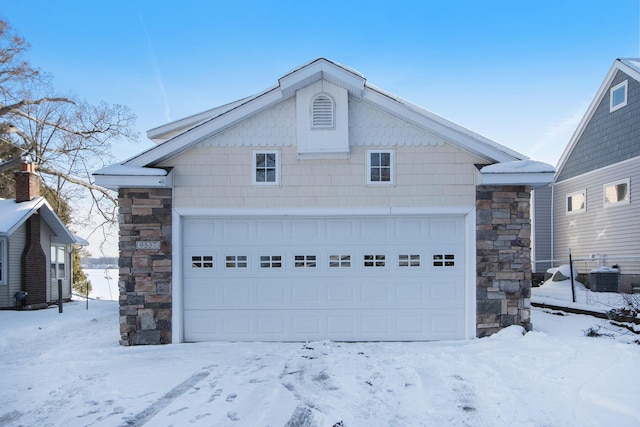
367, 149, 394, 185
50, 245, 66, 280
253, 150, 280, 185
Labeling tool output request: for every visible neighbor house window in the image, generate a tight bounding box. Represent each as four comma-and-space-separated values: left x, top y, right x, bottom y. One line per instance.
0, 239, 5, 284
367, 150, 394, 185
566, 190, 586, 214
610, 80, 628, 112
604, 179, 630, 207
51, 245, 66, 280
253, 150, 280, 185
311, 94, 334, 128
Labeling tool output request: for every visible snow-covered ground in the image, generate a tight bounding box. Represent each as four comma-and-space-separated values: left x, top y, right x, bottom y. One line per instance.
1, 274, 639, 426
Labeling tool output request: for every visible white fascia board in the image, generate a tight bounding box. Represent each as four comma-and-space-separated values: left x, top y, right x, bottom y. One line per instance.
361, 87, 524, 163
480, 171, 555, 188
555, 58, 640, 177
146, 97, 252, 143
125, 88, 283, 167
174, 206, 475, 218
94, 171, 172, 190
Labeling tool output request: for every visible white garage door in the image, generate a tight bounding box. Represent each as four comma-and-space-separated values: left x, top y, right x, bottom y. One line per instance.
182, 215, 466, 342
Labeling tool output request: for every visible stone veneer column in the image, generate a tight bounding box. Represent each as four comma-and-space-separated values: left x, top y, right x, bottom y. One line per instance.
118, 188, 172, 345
476, 185, 532, 337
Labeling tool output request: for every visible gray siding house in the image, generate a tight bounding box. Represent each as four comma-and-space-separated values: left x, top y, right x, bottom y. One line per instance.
0, 160, 78, 308
543, 58, 640, 293
95, 58, 554, 345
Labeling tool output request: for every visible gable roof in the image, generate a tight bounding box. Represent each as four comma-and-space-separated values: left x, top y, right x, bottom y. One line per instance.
555, 58, 640, 179
101, 58, 527, 175
0, 197, 76, 244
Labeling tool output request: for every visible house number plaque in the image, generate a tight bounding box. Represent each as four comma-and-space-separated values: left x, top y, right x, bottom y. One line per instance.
136, 241, 161, 250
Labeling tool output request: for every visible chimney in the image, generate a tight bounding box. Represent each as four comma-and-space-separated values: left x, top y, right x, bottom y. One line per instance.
14, 154, 40, 203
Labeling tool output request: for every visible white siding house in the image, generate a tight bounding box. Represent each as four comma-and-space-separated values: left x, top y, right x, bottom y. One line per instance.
95, 58, 554, 345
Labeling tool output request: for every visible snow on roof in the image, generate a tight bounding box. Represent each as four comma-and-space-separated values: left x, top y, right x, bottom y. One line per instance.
0, 197, 43, 234
480, 160, 555, 174
93, 164, 168, 176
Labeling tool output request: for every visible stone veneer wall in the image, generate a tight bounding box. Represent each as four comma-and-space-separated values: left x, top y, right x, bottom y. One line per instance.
118, 188, 172, 345
476, 185, 532, 337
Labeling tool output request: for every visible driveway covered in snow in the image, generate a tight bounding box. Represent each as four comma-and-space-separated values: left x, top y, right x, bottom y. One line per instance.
1, 301, 638, 426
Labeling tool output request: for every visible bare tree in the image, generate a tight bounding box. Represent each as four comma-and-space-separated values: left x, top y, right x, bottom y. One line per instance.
0, 19, 138, 251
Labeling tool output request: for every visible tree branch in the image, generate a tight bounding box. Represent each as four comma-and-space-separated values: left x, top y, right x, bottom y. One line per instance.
38, 166, 117, 205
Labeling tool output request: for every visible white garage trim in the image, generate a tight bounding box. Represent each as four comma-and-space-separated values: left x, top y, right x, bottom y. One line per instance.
171, 207, 476, 343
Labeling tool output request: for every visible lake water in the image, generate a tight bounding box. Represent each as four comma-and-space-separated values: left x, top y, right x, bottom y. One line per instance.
82, 269, 119, 301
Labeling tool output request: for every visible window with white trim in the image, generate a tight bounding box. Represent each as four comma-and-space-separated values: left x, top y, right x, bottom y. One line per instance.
0, 239, 5, 285
51, 245, 66, 280
367, 150, 394, 185
192, 255, 214, 269
610, 80, 628, 112
566, 190, 586, 214
226, 255, 248, 269
253, 150, 280, 185
604, 179, 630, 207
311, 94, 334, 128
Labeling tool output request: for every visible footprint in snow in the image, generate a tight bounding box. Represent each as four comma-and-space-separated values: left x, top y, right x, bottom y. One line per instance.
225, 393, 237, 402
227, 411, 239, 421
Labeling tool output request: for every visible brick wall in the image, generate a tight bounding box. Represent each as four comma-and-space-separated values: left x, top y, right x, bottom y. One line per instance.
118, 188, 172, 345
476, 185, 532, 337
21, 215, 47, 305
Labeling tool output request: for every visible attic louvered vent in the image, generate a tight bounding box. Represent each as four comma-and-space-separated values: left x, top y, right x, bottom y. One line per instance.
311, 94, 334, 128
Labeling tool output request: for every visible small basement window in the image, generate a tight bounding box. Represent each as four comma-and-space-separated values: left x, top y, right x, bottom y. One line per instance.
604, 179, 630, 207
566, 190, 586, 214
610, 80, 628, 112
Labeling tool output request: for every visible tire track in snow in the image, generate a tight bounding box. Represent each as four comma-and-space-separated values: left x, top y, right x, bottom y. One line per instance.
119, 371, 209, 426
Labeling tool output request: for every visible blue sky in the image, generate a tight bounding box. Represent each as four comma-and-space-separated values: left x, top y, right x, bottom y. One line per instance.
2, 0, 639, 166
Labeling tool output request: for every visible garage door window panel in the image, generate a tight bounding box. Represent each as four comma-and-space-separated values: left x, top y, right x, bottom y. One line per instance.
192, 255, 214, 269
260, 255, 283, 269
226, 255, 248, 269
432, 254, 456, 267
364, 254, 386, 267
399, 254, 421, 267
329, 254, 352, 268
294, 255, 317, 268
